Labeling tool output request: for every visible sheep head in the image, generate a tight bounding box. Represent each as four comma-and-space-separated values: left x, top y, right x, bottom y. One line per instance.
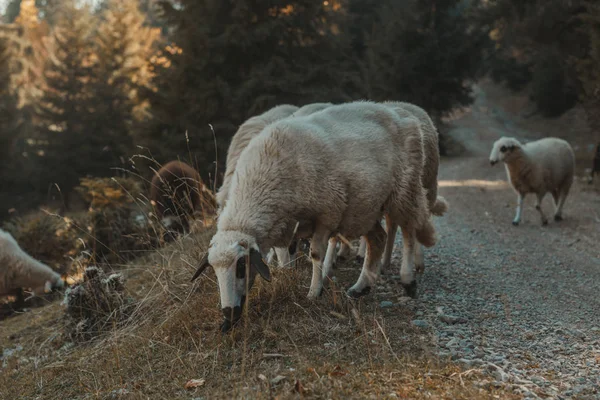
489, 137, 522, 166
190, 230, 270, 333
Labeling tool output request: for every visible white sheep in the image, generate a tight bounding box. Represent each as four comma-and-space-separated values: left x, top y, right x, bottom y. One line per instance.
0, 228, 65, 307
191, 101, 436, 331
291, 102, 333, 117
216, 104, 299, 268
323, 102, 448, 294
489, 137, 575, 225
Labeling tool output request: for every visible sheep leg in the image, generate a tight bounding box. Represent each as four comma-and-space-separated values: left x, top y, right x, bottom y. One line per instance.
554, 186, 571, 221
274, 247, 291, 268
347, 222, 386, 299
322, 236, 338, 283
307, 226, 332, 300
535, 193, 548, 225
336, 241, 351, 259
355, 236, 367, 264
415, 244, 425, 274
266, 248, 276, 265
513, 193, 525, 226
381, 214, 397, 272
399, 225, 418, 298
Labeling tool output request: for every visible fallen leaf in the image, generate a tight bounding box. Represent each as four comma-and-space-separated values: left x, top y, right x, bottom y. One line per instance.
184, 379, 205, 390
294, 379, 305, 395
270, 375, 286, 385
330, 311, 347, 320
258, 374, 267, 381
329, 365, 348, 377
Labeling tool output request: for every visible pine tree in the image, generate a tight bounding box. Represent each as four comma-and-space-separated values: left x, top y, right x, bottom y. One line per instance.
365, 0, 488, 117
140, 0, 357, 178
575, 1, 600, 133
91, 0, 160, 161
0, 36, 20, 174
34, 2, 100, 197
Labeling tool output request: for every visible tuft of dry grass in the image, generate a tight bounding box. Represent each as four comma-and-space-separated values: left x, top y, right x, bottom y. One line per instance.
0, 226, 519, 399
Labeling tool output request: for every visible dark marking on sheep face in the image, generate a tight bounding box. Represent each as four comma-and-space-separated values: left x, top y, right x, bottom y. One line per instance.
221, 295, 246, 333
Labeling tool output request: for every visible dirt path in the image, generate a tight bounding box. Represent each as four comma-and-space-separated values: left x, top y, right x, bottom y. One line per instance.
406, 81, 600, 399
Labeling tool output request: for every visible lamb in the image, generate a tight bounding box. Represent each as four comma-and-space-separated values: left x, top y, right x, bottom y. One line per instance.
150, 160, 215, 236
322, 102, 448, 294
191, 101, 436, 331
489, 137, 575, 226
0, 228, 64, 308
588, 143, 600, 184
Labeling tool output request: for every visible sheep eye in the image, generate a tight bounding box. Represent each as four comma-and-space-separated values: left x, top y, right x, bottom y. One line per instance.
500, 146, 507, 153
236, 257, 246, 279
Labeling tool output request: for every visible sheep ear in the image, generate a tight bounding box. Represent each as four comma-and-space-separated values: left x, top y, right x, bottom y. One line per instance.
191, 254, 211, 282
250, 248, 271, 282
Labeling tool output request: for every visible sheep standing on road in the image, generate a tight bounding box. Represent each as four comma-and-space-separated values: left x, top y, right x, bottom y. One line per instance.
0, 228, 64, 308
191, 101, 436, 331
489, 137, 575, 226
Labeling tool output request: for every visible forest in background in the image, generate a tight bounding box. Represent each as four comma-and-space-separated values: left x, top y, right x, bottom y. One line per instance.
0, 0, 599, 221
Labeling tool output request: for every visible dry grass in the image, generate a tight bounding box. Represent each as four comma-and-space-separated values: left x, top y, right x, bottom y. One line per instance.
0, 226, 519, 400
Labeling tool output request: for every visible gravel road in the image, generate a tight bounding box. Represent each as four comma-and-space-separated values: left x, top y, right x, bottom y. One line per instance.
389, 83, 600, 399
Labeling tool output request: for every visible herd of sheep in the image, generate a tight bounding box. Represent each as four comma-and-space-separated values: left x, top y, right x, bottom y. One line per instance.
1, 99, 594, 333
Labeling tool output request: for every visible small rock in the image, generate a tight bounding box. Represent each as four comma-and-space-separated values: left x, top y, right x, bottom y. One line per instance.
412, 320, 429, 328
439, 314, 468, 324
379, 301, 394, 308
270, 375, 286, 385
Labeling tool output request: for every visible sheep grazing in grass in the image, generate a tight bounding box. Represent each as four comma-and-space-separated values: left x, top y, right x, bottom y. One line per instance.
0, 228, 64, 309
150, 160, 215, 237
191, 101, 436, 332
215, 104, 299, 267
489, 137, 575, 226
323, 102, 448, 293
588, 143, 600, 184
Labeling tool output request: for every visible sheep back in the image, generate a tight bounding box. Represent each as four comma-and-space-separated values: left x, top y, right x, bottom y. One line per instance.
218, 101, 428, 250
216, 104, 299, 208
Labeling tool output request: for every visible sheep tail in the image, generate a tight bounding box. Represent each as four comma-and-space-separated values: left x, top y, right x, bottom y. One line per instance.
430, 196, 449, 216
415, 218, 437, 248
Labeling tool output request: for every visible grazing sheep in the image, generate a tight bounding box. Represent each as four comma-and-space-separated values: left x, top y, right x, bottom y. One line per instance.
0, 228, 64, 307
191, 101, 435, 331
489, 137, 575, 225
324, 102, 448, 293
150, 160, 215, 236
215, 104, 299, 211
215, 104, 299, 268
588, 143, 600, 184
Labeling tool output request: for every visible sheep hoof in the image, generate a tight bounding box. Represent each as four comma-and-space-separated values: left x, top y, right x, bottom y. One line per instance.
402, 281, 418, 298
554, 215, 563, 222
346, 286, 371, 299
220, 319, 238, 333
512, 220, 519, 226
307, 288, 323, 300
542, 219, 548, 226
415, 264, 425, 274
355, 256, 365, 265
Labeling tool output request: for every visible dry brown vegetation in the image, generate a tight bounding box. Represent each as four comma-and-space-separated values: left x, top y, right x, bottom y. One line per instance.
0, 222, 521, 399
